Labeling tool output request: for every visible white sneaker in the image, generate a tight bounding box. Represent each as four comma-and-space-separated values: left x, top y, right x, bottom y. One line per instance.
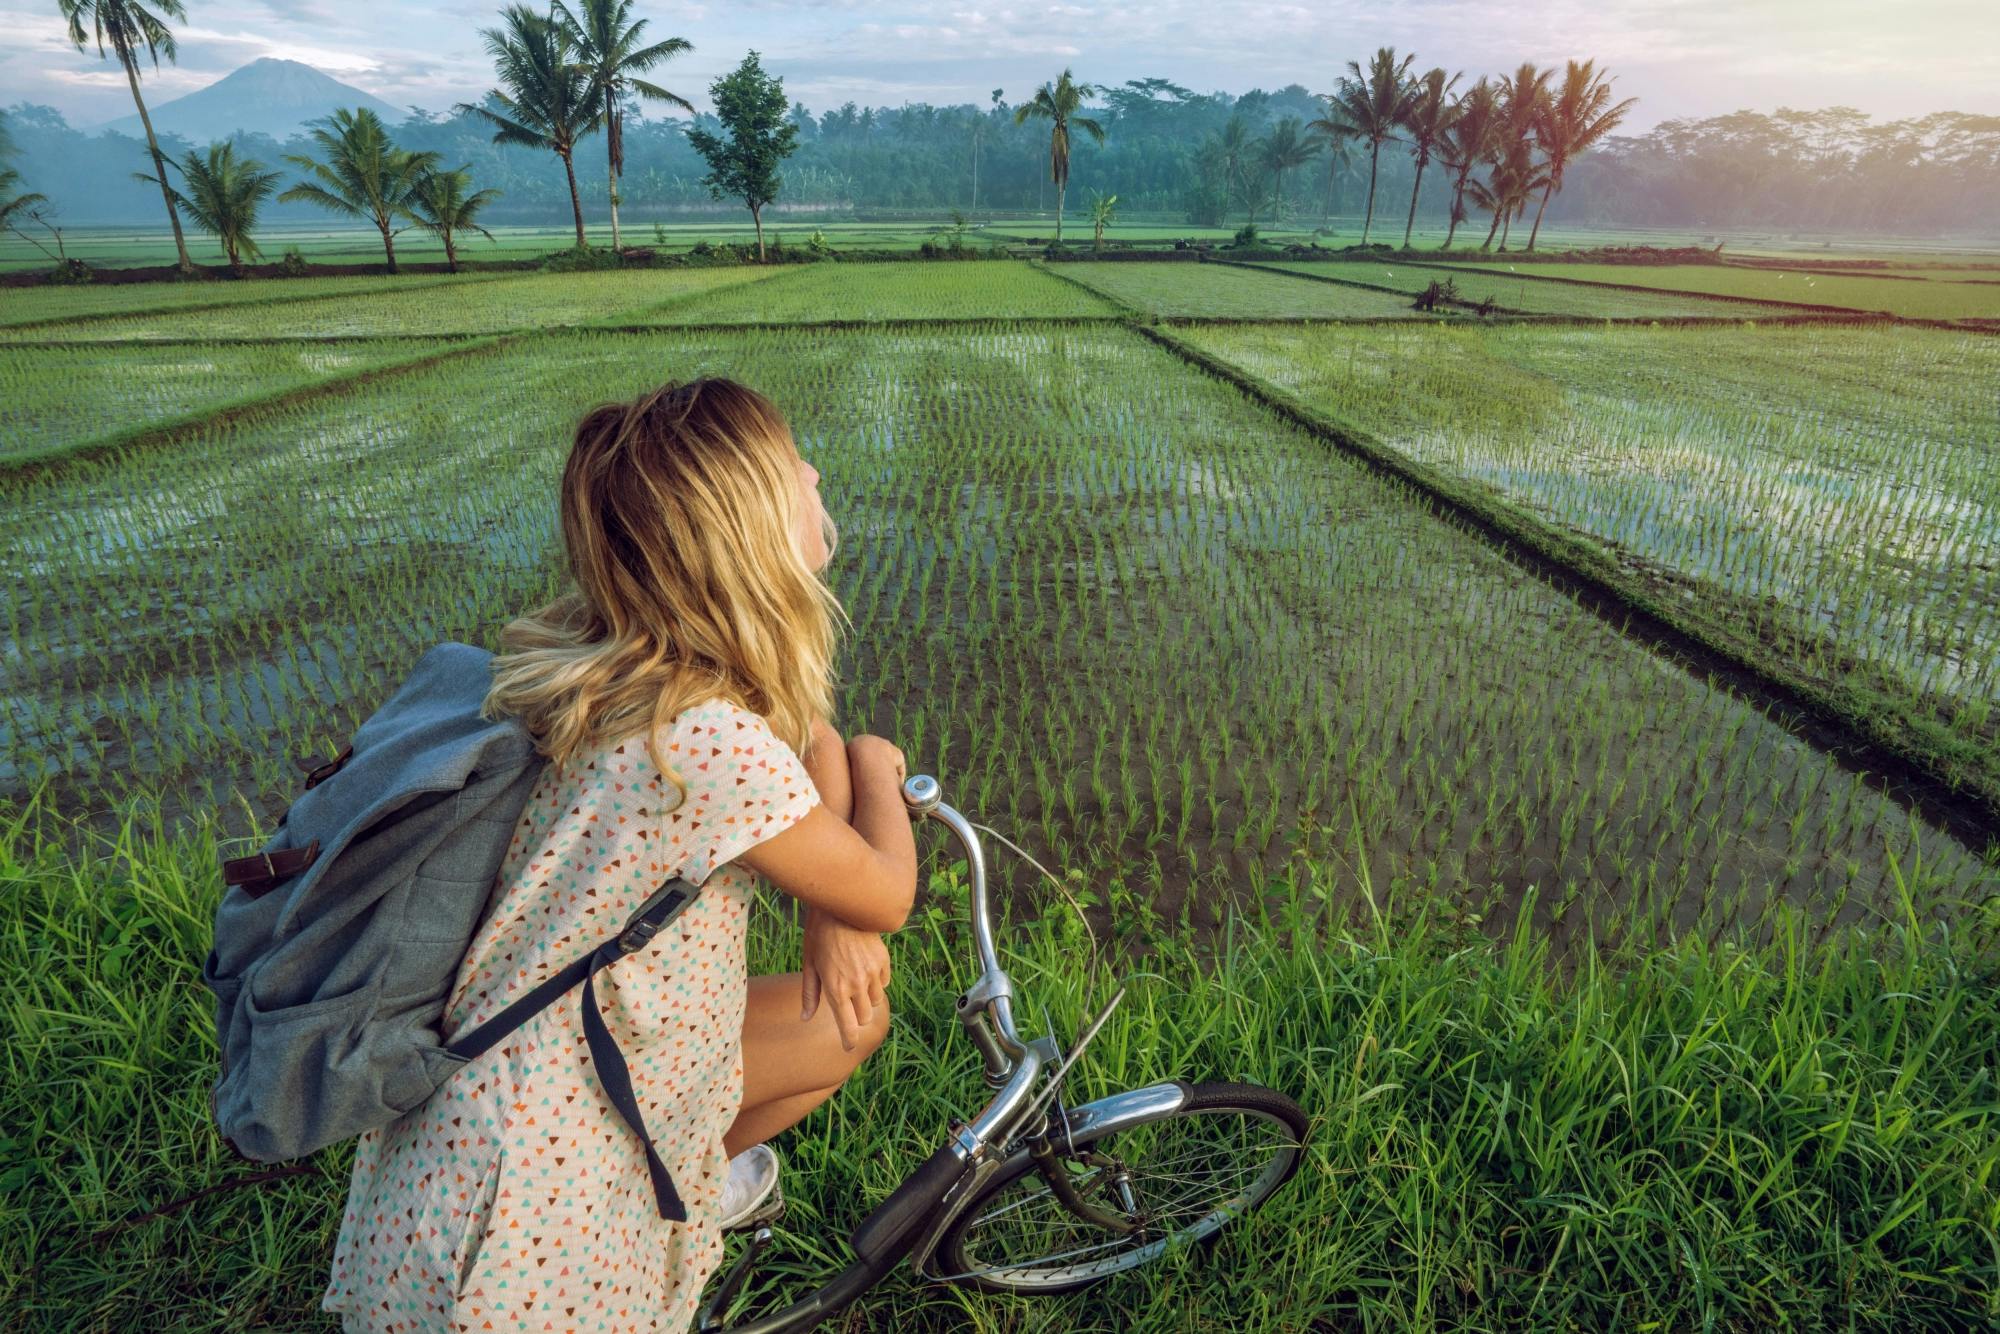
715, 1143, 781, 1229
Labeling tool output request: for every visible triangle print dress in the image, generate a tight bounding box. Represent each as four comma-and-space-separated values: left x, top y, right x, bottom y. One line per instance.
321, 695, 821, 1333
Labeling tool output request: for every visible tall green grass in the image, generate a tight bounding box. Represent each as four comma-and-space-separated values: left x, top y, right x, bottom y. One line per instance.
4, 793, 1994, 1330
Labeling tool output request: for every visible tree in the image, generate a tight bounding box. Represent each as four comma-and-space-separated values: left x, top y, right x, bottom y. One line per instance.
1259, 116, 1317, 220
0, 110, 48, 235
58, 0, 195, 273
280, 107, 440, 273
1216, 114, 1253, 221
458, 4, 601, 247
134, 140, 280, 272
1088, 189, 1118, 251
1526, 59, 1637, 251
555, 0, 693, 252
1306, 94, 1355, 226
684, 50, 799, 261
409, 164, 501, 272
1014, 68, 1105, 245
971, 87, 1003, 211
1488, 61, 1551, 249
1469, 131, 1549, 250
1438, 79, 1499, 248
1396, 67, 1460, 248
1315, 47, 1417, 244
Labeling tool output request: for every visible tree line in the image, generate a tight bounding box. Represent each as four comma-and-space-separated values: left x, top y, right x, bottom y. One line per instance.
11, 0, 796, 272
7, 0, 1996, 274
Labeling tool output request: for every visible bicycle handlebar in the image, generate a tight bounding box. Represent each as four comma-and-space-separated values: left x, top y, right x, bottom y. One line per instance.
901, 774, 1027, 1071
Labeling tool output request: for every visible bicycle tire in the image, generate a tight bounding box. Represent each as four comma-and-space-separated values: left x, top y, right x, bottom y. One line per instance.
931, 1080, 1308, 1294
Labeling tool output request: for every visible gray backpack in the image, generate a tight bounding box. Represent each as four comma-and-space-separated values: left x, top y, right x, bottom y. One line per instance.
202, 641, 703, 1221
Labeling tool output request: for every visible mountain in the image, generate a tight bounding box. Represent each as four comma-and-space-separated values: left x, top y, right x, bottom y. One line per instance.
99, 58, 406, 143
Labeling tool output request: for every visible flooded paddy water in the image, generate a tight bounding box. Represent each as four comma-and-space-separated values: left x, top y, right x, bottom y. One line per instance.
4, 319, 1989, 959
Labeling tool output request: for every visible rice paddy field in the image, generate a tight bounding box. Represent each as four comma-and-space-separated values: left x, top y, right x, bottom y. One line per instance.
642, 258, 1120, 323
0, 266, 780, 342
1053, 261, 1429, 319
5, 254, 1998, 1331
1172, 321, 1998, 782
1444, 261, 2000, 322
0, 270, 516, 329
1245, 258, 1793, 319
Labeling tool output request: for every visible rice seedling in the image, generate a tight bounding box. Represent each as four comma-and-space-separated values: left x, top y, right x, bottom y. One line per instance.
0, 270, 512, 330
1052, 261, 1427, 319
0, 338, 457, 461
1175, 320, 1999, 809
0, 268, 778, 342
4, 238, 1997, 1334
635, 261, 1121, 324
1246, 259, 1786, 318
5, 324, 1987, 962
1444, 261, 2000, 321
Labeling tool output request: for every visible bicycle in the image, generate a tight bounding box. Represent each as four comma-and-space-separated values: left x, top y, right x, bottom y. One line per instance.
696, 773, 1310, 1331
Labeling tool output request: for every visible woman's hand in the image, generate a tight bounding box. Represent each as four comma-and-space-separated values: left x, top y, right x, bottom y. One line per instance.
800, 906, 891, 1051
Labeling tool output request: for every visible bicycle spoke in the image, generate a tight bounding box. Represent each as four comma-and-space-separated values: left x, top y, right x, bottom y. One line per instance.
949, 1105, 1300, 1287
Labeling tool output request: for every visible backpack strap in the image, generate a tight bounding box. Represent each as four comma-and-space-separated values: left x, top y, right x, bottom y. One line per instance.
444, 876, 703, 1222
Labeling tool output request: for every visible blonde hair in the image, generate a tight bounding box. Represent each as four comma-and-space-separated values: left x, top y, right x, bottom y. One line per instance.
483, 377, 845, 805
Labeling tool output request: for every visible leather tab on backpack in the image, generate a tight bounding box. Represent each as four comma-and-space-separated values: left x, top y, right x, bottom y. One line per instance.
221, 839, 321, 898
295, 742, 354, 790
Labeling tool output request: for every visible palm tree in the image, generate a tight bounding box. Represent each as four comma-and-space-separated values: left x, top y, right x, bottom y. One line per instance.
1525, 59, 1637, 251
1013, 68, 1104, 245
1490, 63, 1551, 250
280, 107, 440, 273
1215, 114, 1252, 220
1088, 189, 1118, 251
0, 111, 48, 233
1396, 67, 1460, 248
134, 140, 281, 272
1306, 95, 1355, 227
409, 165, 501, 272
1259, 116, 1317, 221
555, 0, 693, 252
1469, 133, 1549, 251
459, 4, 602, 247
971, 88, 1003, 211
1438, 79, 1499, 248
1316, 47, 1416, 245
58, 0, 195, 273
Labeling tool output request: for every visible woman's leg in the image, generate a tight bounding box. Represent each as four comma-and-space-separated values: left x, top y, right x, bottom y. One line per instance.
726, 971, 888, 1158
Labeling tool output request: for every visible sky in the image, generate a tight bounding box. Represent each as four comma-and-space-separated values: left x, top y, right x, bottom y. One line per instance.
4, 0, 1996, 133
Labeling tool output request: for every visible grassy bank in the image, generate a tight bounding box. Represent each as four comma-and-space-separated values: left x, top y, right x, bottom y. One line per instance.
4, 792, 1995, 1331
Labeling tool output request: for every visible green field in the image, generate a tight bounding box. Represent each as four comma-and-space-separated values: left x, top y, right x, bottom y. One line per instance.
1175, 321, 1999, 799
641, 259, 1121, 323
0, 266, 778, 341
1445, 262, 2000, 321
1054, 261, 1429, 319
1247, 259, 1789, 318
4, 255, 1996, 1330
0, 337, 458, 462
0, 270, 516, 329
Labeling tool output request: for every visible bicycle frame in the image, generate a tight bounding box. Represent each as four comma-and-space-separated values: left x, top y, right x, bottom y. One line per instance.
696, 774, 1195, 1332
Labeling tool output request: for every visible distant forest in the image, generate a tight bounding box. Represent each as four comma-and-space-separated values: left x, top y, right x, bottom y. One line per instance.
6, 90, 1996, 235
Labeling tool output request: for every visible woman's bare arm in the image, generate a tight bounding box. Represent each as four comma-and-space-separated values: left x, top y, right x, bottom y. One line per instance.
799, 718, 854, 824
739, 735, 916, 933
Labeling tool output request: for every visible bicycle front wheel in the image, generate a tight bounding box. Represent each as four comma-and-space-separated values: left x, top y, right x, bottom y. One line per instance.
931, 1080, 1307, 1293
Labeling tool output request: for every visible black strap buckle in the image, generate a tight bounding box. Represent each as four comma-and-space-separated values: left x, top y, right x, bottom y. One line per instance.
617, 877, 698, 953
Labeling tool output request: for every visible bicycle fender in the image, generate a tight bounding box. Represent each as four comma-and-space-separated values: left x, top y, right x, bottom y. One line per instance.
910, 1080, 1192, 1276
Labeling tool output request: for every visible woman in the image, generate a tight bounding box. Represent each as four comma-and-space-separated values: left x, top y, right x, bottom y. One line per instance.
321, 378, 918, 1331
